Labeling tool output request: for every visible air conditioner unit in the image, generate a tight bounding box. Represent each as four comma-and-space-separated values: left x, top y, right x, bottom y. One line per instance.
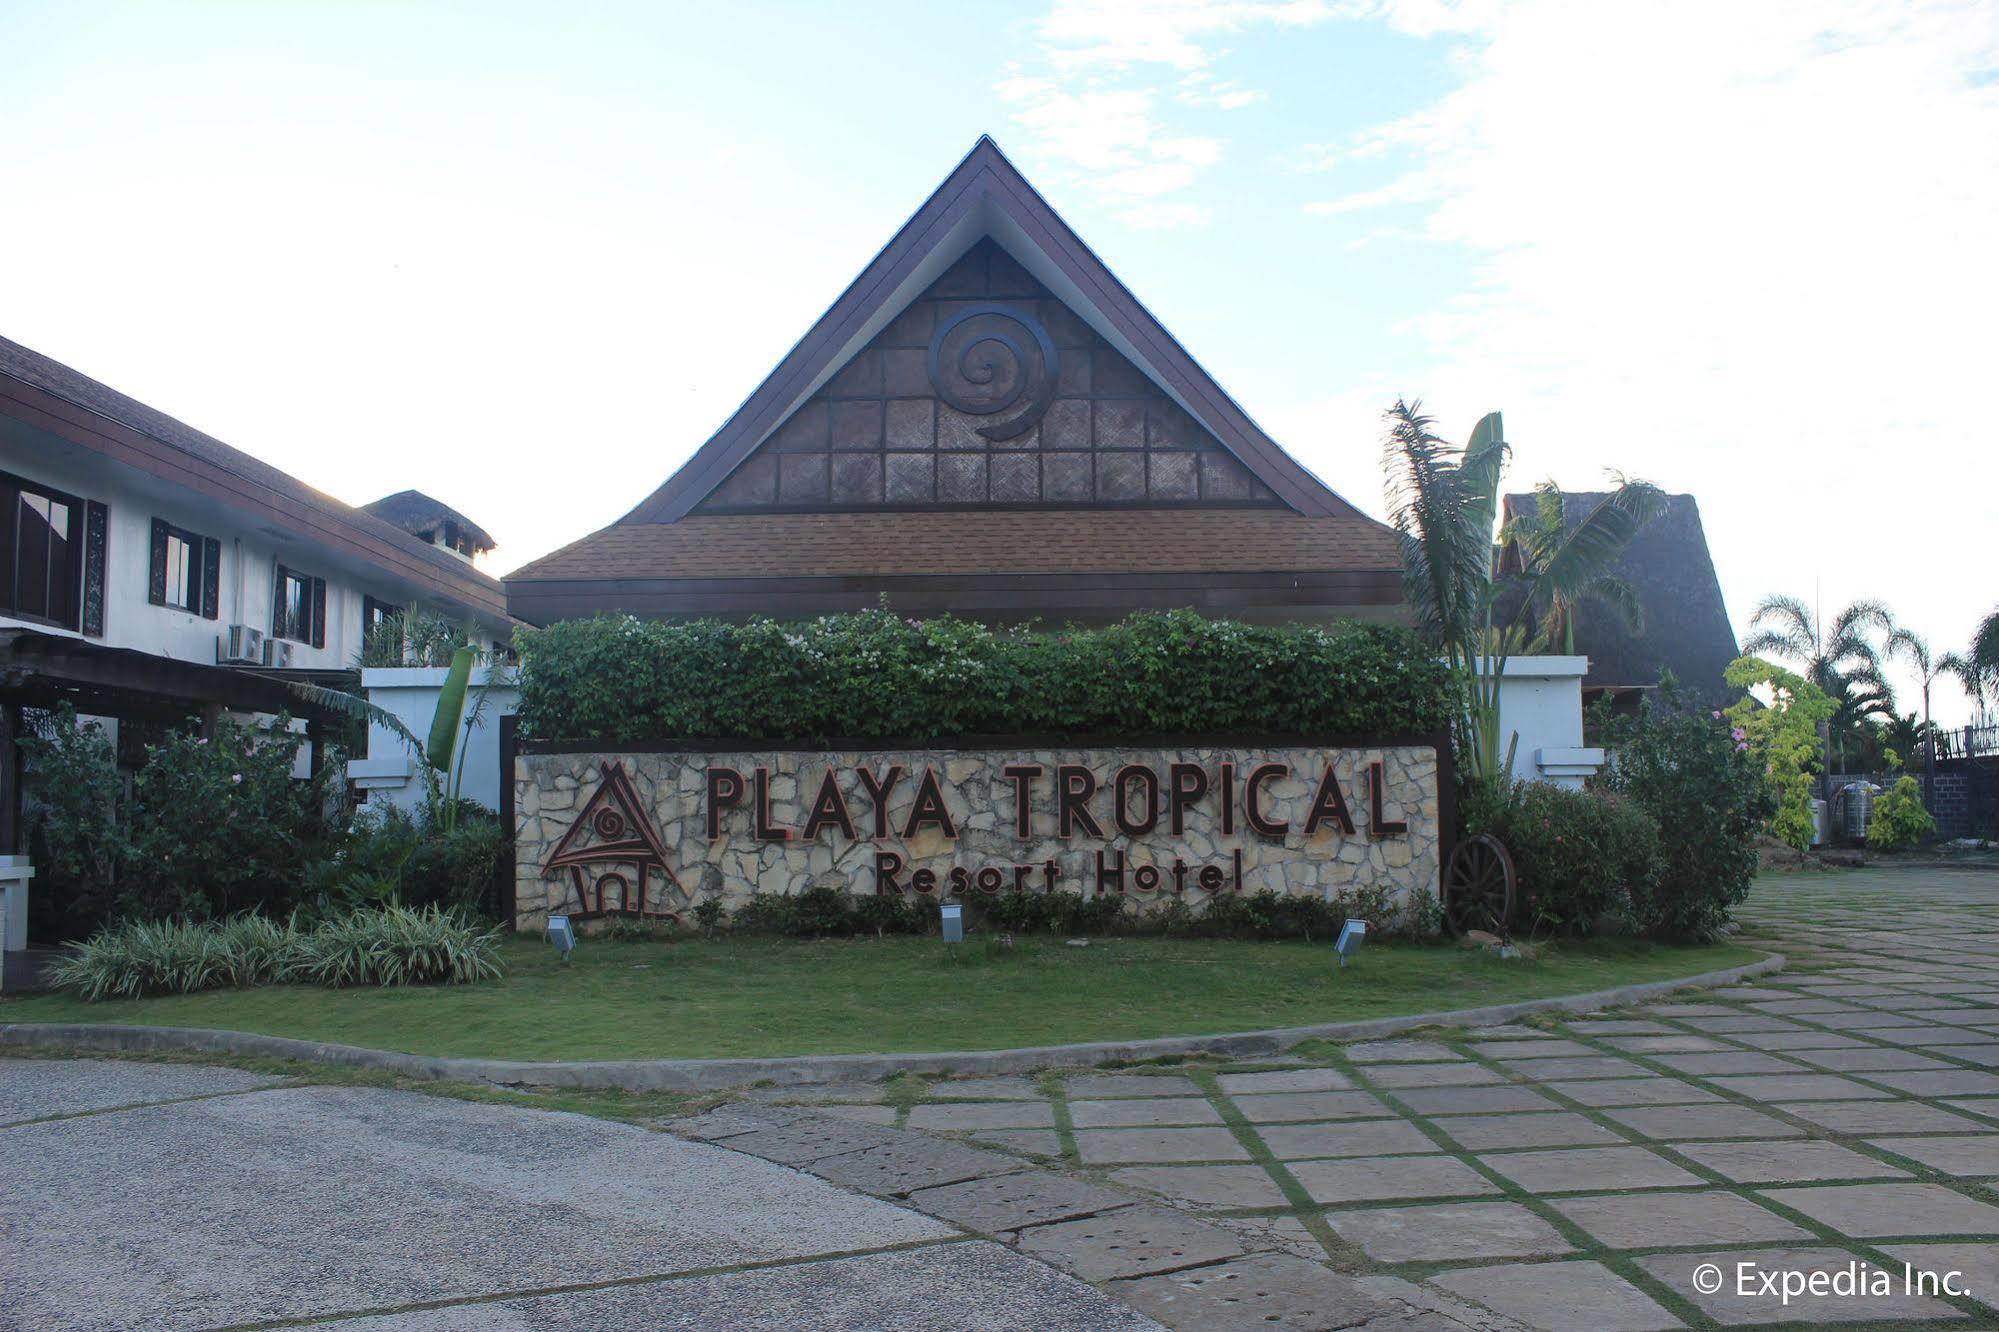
265, 639, 296, 669
219, 624, 264, 665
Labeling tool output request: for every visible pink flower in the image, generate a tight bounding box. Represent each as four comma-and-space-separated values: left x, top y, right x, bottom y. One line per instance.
1735, 742, 1749, 752
230, 773, 243, 784
1711, 710, 1722, 720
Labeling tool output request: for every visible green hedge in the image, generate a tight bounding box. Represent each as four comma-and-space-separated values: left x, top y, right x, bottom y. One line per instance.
514, 608, 1453, 743
713, 881, 1427, 941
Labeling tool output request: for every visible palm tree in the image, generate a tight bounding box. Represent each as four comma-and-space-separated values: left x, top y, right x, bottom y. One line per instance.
1886, 627, 1949, 796
1382, 400, 1510, 789
1381, 400, 1664, 794
1742, 595, 1894, 781
1499, 478, 1667, 654
1937, 604, 1999, 754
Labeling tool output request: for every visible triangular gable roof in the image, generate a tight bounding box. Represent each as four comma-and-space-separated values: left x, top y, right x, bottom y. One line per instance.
1500, 491, 1739, 699
624, 136, 1359, 524
542, 761, 674, 872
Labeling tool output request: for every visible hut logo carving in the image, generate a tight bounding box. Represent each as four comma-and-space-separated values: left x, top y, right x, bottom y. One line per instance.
541, 762, 684, 921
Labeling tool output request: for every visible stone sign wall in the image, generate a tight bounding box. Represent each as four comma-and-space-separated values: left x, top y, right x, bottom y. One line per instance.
512, 742, 1442, 931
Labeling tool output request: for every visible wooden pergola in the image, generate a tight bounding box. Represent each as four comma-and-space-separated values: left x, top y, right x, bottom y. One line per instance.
0, 628, 352, 856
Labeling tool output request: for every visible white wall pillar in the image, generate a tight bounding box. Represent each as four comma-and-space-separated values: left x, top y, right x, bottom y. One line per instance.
1474, 656, 1605, 790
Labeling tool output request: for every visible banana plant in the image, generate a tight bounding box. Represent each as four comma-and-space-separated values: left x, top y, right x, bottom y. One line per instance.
1383, 401, 1663, 795
286, 645, 507, 831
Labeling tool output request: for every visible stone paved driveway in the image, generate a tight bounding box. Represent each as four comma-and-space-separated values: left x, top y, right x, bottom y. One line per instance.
733, 867, 1999, 1329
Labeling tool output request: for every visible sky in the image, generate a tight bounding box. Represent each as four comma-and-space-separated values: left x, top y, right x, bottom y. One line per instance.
3, 0, 1995, 723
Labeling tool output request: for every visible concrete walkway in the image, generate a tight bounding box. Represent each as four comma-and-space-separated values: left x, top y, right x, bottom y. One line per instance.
728, 866, 1999, 1329
0, 1061, 1159, 1331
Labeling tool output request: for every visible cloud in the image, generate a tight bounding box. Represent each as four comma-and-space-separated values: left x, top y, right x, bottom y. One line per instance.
1178, 73, 1264, 109
1000, 0, 1343, 217
1035, 0, 1345, 72
1121, 200, 1214, 229
1287, 0, 1999, 721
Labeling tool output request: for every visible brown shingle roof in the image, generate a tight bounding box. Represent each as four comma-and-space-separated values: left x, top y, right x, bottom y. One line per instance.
507, 510, 1400, 582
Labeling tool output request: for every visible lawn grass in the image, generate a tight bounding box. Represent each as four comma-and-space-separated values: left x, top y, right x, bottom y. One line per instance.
0, 934, 1764, 1062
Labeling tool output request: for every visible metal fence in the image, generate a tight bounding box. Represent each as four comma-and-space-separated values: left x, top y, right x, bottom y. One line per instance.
1919, 723, 1999, 764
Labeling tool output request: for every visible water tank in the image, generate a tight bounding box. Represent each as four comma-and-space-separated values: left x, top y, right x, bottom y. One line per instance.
1809, 798, 1829, 847
1842, 783, 1875, 840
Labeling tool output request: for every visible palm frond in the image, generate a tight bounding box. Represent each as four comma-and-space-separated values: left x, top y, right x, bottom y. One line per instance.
1975, 605, 1999, 677
1885, 627, 1935, 680
1941, 650, 1994, 710
1580, 575, 1646, 635
1741, 628, 1810, 660
1749, 594, 1817, 655
1833, 599, 1894, 641
1523, 478, 1664, 620
1382, 399, 1501, 654
282, 680, 428, 764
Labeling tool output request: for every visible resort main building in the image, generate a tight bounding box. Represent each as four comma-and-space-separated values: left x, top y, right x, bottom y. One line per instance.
504, 139, 1408, 628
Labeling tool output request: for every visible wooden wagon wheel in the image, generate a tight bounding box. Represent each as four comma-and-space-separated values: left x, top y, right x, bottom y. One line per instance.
1444, 833, 1516, 937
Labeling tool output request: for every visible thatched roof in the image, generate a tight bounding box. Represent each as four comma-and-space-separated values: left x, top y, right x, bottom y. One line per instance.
1502, 491, 1738, 700
362, 489, 496, 554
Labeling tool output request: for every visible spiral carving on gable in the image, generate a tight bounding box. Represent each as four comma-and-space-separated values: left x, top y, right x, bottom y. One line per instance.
926, 302, 1060, 442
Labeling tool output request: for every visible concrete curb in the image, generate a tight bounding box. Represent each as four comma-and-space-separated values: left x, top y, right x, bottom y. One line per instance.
1, 951, 1784, 1092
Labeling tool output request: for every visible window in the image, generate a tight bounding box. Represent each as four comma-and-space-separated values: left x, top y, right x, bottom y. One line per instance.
272, 564, 327, 647
0, 470, 84, 630
148, 519, 221, 618
362, 595, 401, 636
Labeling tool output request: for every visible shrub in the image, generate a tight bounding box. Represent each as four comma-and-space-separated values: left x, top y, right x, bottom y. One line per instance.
847, 892, 934, 936
24, 707, 345, 930
287, 905, 502, 987
125, 716, 345, 921
307, 802, 504, 918
1867, 776, 1937, 851
50, 907, 501, 999
18, 707, 127, 938
360, 607, 488, 668
513, 608, 1454, 743
1195, 884, 1400, 940
1724, 657, 1836, 852
1594, 690, 1775, 941
714, 881, 1420, 941
1464, 782, 1660, 938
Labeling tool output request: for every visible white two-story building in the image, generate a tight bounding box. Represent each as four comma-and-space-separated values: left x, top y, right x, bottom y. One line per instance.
0, 333, 515, 957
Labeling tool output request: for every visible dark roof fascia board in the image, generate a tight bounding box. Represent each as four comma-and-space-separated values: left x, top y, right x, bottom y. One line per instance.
0, 374, 509, 620
507, 569, 1404, 624
625, 138, 1353, 525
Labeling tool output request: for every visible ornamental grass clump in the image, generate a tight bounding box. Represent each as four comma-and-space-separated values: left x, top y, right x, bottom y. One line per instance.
49, 918, 227, 1001
289, 905, 503, 988
51, 906, 502, 999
